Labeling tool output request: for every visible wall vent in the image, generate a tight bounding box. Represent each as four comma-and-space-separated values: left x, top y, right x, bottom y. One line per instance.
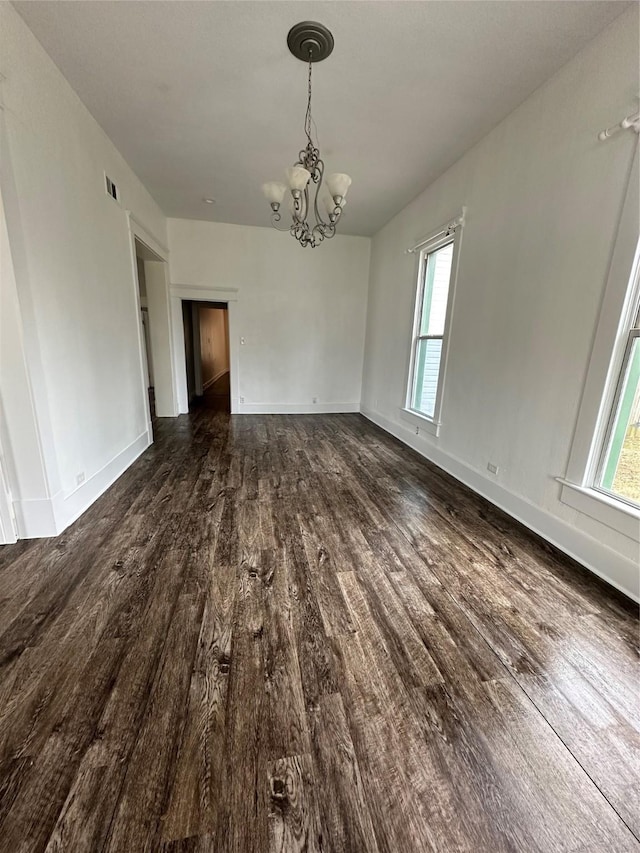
105, 174, 119, 203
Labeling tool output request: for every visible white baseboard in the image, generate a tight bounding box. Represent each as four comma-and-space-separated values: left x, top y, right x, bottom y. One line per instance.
238, 402, 360, 415
14, 430, 152, 539
13, 495, 59, 538
361, 406, 639, 603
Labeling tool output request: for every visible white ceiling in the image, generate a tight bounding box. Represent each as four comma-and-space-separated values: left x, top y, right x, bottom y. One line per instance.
14, 1, 630, 236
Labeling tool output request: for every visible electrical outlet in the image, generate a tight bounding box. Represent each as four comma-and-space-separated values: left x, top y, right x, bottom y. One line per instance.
76, 472, 85, 486
487, 462, 499, 475
240, 396, 245, 403
312, 396, 318, 404
240, 337, 246, 345
415, 426, 420, 435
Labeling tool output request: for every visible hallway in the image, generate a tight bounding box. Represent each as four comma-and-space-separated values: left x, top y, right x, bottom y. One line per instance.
195, 370, 231, 413
0, 411, 637, 851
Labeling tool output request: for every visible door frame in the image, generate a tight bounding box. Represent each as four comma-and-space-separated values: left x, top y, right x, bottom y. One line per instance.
0, 440, 17, 544
169, 285, 240, 414
127, 213, 176, 428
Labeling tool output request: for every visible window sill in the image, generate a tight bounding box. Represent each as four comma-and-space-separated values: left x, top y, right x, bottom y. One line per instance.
557, 478, 640, 541
399, 407, 441, 437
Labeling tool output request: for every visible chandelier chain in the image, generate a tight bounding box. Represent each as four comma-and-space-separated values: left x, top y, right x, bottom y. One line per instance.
304, 53, 313, 145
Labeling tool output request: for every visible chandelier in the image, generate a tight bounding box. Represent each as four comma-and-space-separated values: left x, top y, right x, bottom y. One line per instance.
262, 22, 352, 248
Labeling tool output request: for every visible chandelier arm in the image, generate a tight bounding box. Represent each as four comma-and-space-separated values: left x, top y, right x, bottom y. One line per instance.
312, 159, 330, 230
302, 183, 310, 224
291, 214, 311, 246
271, 210, 291, 232
311, 223, 327, 244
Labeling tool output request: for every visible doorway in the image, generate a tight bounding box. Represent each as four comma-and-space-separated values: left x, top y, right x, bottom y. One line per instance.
181, 301, 231, 412
133, 235, 178, 420
134, 250, 155, 416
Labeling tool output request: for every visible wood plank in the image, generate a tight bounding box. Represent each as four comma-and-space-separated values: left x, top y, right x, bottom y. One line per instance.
160, 505, 235, 844
267, 754, 323, 853
0, 411, 637, 852
307, 693, 380, 853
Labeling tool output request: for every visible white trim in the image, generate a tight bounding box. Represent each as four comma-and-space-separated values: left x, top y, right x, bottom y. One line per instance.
361, 405, 639, 602
127, 214, 169, 434
54, 429, 151, 532
239, 402, 360, 415
595, 325, 640, 493
171, 296, 189, 414
14, 430, 151, 539
399, 407, 441, 437
12, 495, 58, 538
559, 141, 639, 541
558, 479, 640, 541
169, 285, 240, 414
170, 283, 239, 301
154, 261, 180, 417
0, 508, 17, 544
128, 215, 178, 418
126, 212, 169, 258
0, 445, 17, 544
564, 143, 638, 487
405, 212, 464, 430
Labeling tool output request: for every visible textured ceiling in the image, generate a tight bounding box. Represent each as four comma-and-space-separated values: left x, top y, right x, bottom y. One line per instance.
14, 1, 630, 236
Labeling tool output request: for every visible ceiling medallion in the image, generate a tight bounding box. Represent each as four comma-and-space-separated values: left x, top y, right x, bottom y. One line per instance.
262, 22, 352, 248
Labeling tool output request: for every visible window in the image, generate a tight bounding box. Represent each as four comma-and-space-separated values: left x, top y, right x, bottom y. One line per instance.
559, 144, 640, 539
594, 279, 640, 508
406, 222, 460, 429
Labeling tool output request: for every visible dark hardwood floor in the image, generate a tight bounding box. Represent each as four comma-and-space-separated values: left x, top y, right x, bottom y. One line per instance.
194, 371, 231, 413
0, 411, 638, 852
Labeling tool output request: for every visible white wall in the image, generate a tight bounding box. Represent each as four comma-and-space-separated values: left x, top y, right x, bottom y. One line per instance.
0, 184, 53, 536
361, 7, 640, 600
199, 307, 229, 387
0, 2, 166, 535
167, 219, 371, 414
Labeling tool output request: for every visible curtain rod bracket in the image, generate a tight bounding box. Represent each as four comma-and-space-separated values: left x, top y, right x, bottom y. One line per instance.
405, 209, 466, 255
598, 110, 640, 141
